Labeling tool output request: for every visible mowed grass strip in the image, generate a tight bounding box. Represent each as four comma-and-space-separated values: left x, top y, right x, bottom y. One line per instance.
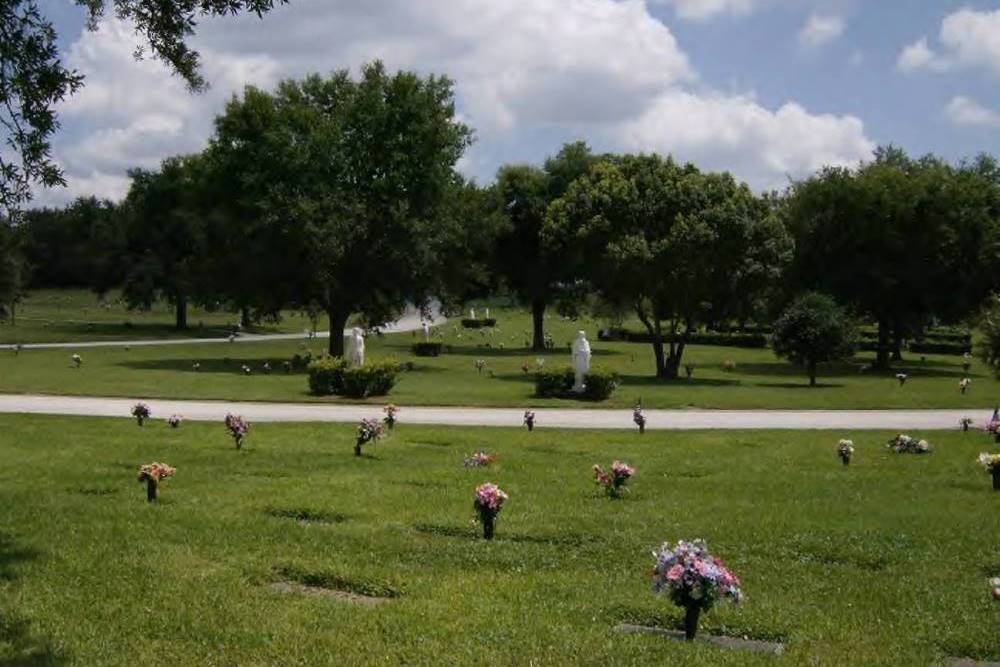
0, 415, 998, 665
0, 305, 994, 409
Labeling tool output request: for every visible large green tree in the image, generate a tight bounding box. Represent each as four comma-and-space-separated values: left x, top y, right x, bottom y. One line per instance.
208, 63, 472, 356
546, 153, 791, 378
492, 142, 594, 350
119, 154, 207, 330
772, 292, 857, 386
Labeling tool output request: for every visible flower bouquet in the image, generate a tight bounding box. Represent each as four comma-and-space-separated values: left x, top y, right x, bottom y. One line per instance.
473, 483, 507, 540
959, 378, 971, 395
138, 462, 175, 502
651, 539, 743, 640
887, 434, 930, 454
71, 353, 82, 368
131, 402, 151, 426
990, 577, 1000, 600
474, 359, 487, 374
167, 414, 182, 429
593, 460, 635, 498
837, 439, 854, 466
224, 413, 250, 450
977, 453, 1000, 490
633, 405, 646, 434
463, 451, 496, 467
523, 410, 535, 432
383, 404, 398, 430
355, 417, 384, 456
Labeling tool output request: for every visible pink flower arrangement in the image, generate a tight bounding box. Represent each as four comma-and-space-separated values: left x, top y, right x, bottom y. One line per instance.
651, 539, 743, 640
473, 482, 508, 539
167, 414, 182, 429
593, 460, 635, 497
463, 451, 496, 467
224, 413, 250, 449
355, 417, 384, 456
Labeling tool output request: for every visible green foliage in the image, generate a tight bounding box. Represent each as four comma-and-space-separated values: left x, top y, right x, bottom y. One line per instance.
908, 341, 971, 356
599, 328, 767, 349
532, 365, 618, 401
411, 342, 443, 357
772, 293, 857, 385
979, 295, 1000, 378
307, 356, 400, 397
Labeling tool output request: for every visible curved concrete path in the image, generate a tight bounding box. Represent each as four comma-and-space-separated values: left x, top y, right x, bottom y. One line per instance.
0, 394, 982, 430
0, 304, 444, 351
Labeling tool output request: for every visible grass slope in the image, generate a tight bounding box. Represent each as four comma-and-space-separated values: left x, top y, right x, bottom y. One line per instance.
0, 415, 998, 665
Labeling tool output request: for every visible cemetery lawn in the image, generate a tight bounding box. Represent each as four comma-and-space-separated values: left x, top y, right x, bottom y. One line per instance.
0, 415, 997, 665
0, 305, 995, 409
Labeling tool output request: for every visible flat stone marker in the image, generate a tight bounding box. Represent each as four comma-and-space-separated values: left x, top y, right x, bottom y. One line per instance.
615, 623, 784, 655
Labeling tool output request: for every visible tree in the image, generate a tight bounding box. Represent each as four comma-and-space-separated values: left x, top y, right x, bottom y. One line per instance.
546, 154, 791, 378
120, 154, 207, 330
208, 63, 472, 356
0, 0, 286, 220
784, 147, 1000, 369
980, 294, 1000, 379
492, 142, 594, 350
0, 224, 24, 322
771, 292, 857, 386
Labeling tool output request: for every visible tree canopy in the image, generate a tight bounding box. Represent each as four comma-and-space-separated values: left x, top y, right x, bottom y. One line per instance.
771, 292, 857, 386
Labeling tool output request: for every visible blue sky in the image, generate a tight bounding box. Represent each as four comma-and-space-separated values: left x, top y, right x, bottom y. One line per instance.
32, 0, 1000, 205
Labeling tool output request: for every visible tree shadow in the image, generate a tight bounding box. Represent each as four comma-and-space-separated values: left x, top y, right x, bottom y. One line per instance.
734, 361, 971, 379
0, 532, 39, 582
616, 375, 741, 388
754, 382, 845, 389
0, 609, 68, 666
117, 358, 306, 376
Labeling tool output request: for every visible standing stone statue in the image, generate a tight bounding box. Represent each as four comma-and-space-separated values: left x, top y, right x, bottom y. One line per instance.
346, 327, 365, 367
571, 330, 591, 393
422, 321, 430, 341
470, 308, 476, 320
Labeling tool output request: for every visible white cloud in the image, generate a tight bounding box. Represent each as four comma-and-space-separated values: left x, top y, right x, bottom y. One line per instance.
898, 9, 1000, 75
798, 14, 845, 48
655, 0, 765, 21
35, 0, 874, 205
617, 91, 874, 189
945, 96, 1000, 128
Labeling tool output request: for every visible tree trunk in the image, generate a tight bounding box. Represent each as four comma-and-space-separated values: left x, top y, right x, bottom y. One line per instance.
652, 338, 668, 378
891, 326, 903, 362
662, 340, 685, 379
874, 320, 890, 370
531, 299, 546, 351
240, 306, 251, 329
8, 301, 14, 326
808, 360, 817, 387
175, 294, 188, 330
326, 307, 349, 357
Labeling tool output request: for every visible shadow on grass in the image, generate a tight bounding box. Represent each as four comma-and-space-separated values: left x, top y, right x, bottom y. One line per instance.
0, 609, 68, 667
734, 361, 970, 379
617, 375, 740, 388
117, 358, 307, 376
19, 320, 236, 341
412, 523, 595, 546
0, 533, 40, 582
390, 346, 619, 359
754, 381, 845, 389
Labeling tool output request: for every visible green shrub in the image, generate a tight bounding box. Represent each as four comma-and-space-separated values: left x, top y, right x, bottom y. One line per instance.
908, 341, 971, 356
534, 365, 619, 401
411, 342, 443, 357
597, 327, 766, 348
534, 367, 574, 397
307, 356, 347, 396
340, 359, 400, 398
582, 366, 620, 401
307, 357, 400, 397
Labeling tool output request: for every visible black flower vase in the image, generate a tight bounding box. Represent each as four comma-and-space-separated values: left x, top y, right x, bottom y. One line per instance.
840, 453, 850, 466
235, 436, 243, 451
482, 513, 495, 540
354, 440, 363, 457
146, 478, 158, 502
962, 422, 970, 432
526, 420, 534, 432
638, 422, 645, 435
683, 604, 701, 640
993, 469, 1000, 491
994, 433, 1000, 444
136, 417, 145, 427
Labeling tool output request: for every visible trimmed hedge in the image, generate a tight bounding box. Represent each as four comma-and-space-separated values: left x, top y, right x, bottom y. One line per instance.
411, 341, 443, 357
908, 341, 971, 356
598, 328, 767, 349
461, 318, 497, 328
533, 365, 620, 401
307, 356, 400, 397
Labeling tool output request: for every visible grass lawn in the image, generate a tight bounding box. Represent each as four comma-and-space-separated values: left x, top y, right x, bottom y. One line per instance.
0, 415, 998, 665
0, 303, 996, 409
0, 289, 316, 343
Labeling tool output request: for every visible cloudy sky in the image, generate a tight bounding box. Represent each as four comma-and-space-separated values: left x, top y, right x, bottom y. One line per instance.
34, 0, 1000, 206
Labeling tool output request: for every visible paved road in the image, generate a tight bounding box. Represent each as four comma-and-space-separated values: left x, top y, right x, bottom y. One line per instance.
0, 305, 444, 350
0, 394, 984, 430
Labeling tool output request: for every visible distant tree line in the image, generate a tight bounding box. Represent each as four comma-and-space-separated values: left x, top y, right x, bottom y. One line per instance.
5, 62, 1000, 378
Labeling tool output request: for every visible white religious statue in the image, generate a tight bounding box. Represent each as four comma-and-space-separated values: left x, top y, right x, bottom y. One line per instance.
422, 321, 431, 341
484, 307, 490, 319
470, 308, 476, 320
571, 330, 591, 393
346, 327, 365, 367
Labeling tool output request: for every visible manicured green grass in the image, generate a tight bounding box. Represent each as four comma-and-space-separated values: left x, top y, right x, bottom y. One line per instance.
0, 289, 315, 343
0, 415, 998, 665
1, 305, 996, 409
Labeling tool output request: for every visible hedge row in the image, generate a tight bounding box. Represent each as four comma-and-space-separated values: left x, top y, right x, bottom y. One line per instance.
597, 328, 767, 349
534, 366, 620, 401
307, 356, 400, 397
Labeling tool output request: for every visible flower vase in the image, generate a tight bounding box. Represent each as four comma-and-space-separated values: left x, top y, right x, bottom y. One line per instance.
526, 421, 534, 432
235, 436, 243, 451
354, 440, 363, 457
146, 478, 158, 502
137, 417, 145, 427
840, 454, 850, 466
482, 513, 495, 540
962, 423, 970, 432
993, 469, 1000, 491
683, 604, 701, 641
638, 423, 645, 435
